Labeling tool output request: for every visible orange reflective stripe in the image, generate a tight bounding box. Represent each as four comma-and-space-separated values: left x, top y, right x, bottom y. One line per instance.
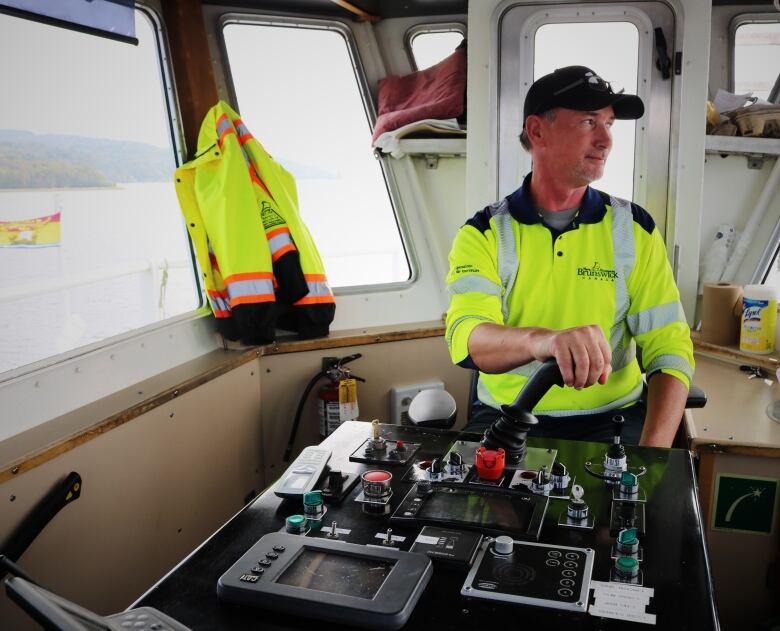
266, 226, 289, 239
295, 295, 336, 305
271, 243, 296, 262
304, 273, 327, 282
230, 294, 276, 306
223, 272, 274, 284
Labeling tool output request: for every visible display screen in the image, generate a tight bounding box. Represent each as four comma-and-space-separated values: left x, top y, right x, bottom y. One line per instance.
418, 490, 533, 531
276, 550, 395, 599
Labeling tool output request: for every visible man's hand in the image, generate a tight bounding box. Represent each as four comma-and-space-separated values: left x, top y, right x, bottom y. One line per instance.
467, 323, 611, 389
530, 325, 611, 389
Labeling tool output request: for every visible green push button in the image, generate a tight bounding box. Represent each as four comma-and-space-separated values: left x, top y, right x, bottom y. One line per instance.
621, 471, 637, 486
286, 514, 307, 534
616, 556, 638, 571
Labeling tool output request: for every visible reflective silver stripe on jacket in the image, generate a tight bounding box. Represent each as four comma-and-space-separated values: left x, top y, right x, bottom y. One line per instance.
627, 301, 687, 336
609, 196, 636, 372
448, 275, 502, 297
477, 377, 643, 417
643, 354, 694, 382
446, 315, 492, 350
489, 199, 519, 323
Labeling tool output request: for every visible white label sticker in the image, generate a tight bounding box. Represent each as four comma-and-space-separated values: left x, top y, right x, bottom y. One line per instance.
374, 532, 405, 543
415, 534, 441, 545
589, 581, 656, 626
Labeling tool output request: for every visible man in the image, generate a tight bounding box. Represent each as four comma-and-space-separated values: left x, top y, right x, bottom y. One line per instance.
445, 66, 693, 447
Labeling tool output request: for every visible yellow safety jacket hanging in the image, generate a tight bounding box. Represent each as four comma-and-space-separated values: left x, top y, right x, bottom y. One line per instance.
175, 101, 335, 344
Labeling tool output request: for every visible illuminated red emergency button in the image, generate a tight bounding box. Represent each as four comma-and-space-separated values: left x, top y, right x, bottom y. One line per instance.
363, 470, 392, 482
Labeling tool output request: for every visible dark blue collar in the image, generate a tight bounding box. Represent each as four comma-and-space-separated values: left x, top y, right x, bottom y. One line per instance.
506, 172, 608, 225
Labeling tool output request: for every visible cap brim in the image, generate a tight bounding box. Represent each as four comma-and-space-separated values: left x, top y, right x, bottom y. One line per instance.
557, 92, 645, 120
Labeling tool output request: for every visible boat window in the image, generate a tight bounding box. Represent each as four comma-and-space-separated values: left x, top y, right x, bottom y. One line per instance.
533, 22, 639, 202
497, 4, 671, 235
408, 27, 465, 71
222, 21, 411, 289
733, 20, 780, 102
0, 7, 196, 377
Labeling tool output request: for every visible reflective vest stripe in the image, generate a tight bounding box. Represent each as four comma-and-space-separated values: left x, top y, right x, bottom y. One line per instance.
446, 314, 492, 350
448, 275, 502, 296
266, 226, 297, 262
627, 301, 687, 336
477, 373, 644, 416
234, 119, 253, 144
486, 196, 638, 402
644, 353, 693, 382
490, 199, 519, 323
216, 114, 235, 147
609, 197, 636, 372
206, 289, 230, 317
294, 274, 335, 305
224, 272, 274, 284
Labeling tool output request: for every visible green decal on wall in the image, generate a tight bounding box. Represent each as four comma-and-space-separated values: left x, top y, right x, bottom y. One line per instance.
712, 474, 778, 535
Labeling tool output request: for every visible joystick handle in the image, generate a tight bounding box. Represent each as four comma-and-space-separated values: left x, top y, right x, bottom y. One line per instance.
612, 415, 625, 441
502, 358, 564, 418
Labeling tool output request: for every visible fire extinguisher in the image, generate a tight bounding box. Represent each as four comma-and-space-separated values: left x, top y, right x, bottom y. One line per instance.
283, 353, 365, 462
317, 356, 363, 440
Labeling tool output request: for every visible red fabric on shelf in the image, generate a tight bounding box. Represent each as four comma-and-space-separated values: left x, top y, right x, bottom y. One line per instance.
372, 45, 466, 142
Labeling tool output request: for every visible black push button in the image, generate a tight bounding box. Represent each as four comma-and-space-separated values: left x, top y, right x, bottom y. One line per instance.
273, 545, 286, 552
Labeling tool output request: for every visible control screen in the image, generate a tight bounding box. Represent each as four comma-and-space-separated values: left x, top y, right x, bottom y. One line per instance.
418, 490, 533, 531
276, 550, 395, 599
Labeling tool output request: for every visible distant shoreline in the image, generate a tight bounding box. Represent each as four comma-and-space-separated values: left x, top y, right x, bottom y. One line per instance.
0, 182, 168, 193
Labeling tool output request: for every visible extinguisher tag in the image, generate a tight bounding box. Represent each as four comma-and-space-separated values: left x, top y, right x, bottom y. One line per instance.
339, 378, 359, 421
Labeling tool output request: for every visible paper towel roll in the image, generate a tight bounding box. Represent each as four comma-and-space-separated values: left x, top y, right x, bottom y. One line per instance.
701, 283, 743, 345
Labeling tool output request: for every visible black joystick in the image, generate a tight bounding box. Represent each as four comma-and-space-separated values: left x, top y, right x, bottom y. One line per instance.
482, 359, 564, 463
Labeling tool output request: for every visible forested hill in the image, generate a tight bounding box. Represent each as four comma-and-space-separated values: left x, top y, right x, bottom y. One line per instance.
0, 130, 174, 189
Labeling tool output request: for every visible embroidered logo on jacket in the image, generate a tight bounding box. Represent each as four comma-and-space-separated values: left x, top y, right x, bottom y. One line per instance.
577, 261, 618, 280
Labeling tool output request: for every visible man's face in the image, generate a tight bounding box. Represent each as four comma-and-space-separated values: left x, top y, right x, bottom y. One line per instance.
534, 106, 615, 187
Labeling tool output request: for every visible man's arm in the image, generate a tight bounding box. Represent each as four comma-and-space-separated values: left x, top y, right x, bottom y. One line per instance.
468, 322, 612, 389
639, 372, 688, 447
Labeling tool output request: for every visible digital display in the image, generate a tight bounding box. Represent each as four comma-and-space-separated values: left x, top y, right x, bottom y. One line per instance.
276, 550, 395, 599
418, 490, 533, 531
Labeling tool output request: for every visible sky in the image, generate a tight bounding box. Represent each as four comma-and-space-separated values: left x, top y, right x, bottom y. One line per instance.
0, 9, 172, 148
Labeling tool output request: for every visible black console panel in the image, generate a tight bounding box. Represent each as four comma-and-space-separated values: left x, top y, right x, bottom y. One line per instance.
134, 421, 718, 630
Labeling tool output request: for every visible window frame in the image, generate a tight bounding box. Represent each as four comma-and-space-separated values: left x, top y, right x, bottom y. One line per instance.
0, 2, 216, 441
494, 3, 672, 236
218, 13, 420, 295
404, 22, 466, 72
729, 12, 780, 101
732, 12, 780, 286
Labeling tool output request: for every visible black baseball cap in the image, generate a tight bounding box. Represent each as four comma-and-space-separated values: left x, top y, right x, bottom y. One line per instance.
523, 66, 644, 125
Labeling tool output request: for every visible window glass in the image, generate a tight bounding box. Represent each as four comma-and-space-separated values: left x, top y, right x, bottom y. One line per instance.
534, 22, 639, 201
223, 22, 410, 288
410, 30, 464, 70
734, 22, 780, 101
0, 9, 196, 376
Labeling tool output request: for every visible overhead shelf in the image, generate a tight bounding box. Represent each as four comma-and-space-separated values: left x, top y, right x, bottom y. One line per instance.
705, 135, 780, 157
396, 137, 466, 157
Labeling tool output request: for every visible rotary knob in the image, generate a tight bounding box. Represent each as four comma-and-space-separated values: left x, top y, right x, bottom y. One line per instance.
619, 471, 639, 498
494, 535, 514, 555
616, 528, 640, 555
551, 461, 571, 492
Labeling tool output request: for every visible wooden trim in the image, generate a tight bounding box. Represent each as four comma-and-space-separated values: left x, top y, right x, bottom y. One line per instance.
329, 0, 380, 22
0, 349, 260, 484
0, 324, 445, 482
692, 442, 780, 459
692, 331, 779, 372
162, 0, 219, 158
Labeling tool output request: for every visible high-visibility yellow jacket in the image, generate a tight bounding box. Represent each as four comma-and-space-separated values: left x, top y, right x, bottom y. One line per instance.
175, 101, 335, 344
446, 173, 694, 415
